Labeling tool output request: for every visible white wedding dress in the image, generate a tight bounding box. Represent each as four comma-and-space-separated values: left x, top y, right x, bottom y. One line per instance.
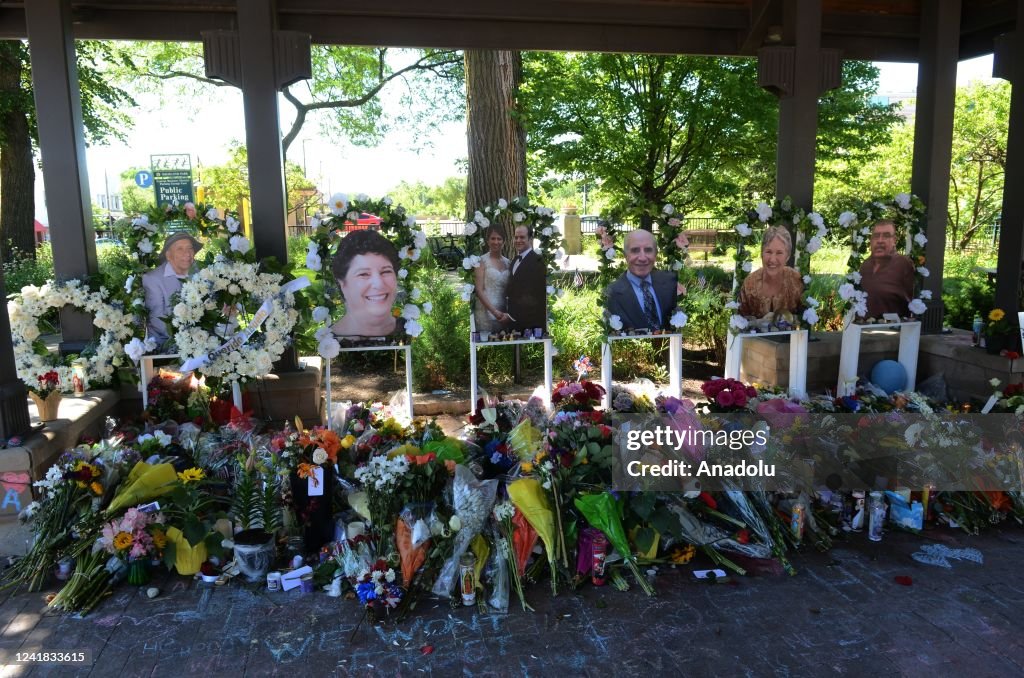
474, 255, 509, 332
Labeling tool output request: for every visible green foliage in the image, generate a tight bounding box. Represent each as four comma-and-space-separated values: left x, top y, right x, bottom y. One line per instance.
942, 251, 996, 330
678, 266, 731, 366
804, 275, 846, 331
411, 254, 470, 390
118, 167, 156, 214
387, 177, 466, 219
521, 54, 898, 216
200, 142, 315, 213
2, 242, 53, 290
549, 287, 603, 374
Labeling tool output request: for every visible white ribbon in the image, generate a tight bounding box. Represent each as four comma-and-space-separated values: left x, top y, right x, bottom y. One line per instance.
180, 277, 311, 373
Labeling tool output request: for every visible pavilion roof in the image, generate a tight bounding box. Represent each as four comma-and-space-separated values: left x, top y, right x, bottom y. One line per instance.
0, 0, 1016, 61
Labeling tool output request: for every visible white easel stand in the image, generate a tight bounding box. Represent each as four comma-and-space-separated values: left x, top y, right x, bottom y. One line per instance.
601, 333, 683, 409
837, 320, 920, 397
723, 329, 808, 399
469, 333, 553, 414
324, 344, 414, 428
139, 353, 181, 409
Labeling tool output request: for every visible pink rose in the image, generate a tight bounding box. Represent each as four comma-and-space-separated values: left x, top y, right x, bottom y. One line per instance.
674, 233, 689, 249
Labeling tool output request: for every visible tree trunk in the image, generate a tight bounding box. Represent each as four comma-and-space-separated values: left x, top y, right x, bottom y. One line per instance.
464, 50, 526, 225
0, 42, 36, 262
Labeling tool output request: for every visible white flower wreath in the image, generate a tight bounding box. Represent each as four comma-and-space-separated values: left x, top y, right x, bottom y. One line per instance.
8, 280, 134, 392
729, 197, 825, 333
171, 261, 300, 383
838, 193, 929, 324
461, 197, 562, 332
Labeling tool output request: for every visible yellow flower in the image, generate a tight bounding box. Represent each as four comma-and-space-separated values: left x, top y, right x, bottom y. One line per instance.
520, 461, 534, 473
90, 481, 103, 495
151, 529, 167, 549
177, 467, 205, 484
341, 434, 356, 449
989, 308, 1005, 322
113, 531, 133, 551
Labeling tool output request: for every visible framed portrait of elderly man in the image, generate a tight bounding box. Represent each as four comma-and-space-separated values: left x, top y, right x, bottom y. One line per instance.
604, 229, 679, 334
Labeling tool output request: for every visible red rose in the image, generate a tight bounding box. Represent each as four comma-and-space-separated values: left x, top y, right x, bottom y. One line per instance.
716, 390, 735, 407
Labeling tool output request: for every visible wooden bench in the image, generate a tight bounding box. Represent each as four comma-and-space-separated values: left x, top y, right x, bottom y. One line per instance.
684, 229, 719, 259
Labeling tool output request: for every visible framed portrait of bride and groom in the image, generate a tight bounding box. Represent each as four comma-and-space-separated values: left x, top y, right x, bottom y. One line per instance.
472, 225, 548, 339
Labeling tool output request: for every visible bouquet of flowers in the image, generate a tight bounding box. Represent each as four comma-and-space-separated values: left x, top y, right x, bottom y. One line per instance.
699, 378, 757, 412
272, 419, 342, 482
355, 559, 404, 623
98, 507, 166, 562
551, 380, 605, 413
431, 465, 498, 597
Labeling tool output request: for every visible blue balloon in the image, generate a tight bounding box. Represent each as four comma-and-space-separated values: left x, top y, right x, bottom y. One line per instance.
870, 360, 907, 394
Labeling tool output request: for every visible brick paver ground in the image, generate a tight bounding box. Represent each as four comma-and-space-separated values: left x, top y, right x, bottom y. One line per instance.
2, 525, 1022, 677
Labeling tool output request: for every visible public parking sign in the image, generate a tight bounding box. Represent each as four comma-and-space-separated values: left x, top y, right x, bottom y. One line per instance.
150, 154, 194, 206
134, 170, 153, 188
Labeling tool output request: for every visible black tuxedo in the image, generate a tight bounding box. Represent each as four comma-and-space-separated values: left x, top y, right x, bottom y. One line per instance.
506, 249, 547, 332
605, 270, 678, 331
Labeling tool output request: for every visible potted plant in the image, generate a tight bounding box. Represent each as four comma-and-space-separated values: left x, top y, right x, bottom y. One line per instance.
984, 308, 1017, 354
162, 467, 226, 576
230, 449, 282, 582
29, 370, 63, 422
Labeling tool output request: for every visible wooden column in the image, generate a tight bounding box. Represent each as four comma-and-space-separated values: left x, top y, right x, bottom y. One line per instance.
25, 0, 97, 348
910, 0, 961, 333
773, 0, 823, 209
993, 0, 1024, 316
238, 0, 288, 265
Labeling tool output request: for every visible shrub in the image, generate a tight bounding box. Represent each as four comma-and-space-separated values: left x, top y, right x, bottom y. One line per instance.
412, 253, 470, 390
3, 242, 54, 291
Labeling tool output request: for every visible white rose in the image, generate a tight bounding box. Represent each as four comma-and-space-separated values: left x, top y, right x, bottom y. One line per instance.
735, 223, 752, 237
802, 308, 819, 325
908, 298, 927, 315
305, 252, 322, 271
914, 232, 928, 247
405, 319, 423, 337
808, 212, 824, 228
401, 304, 420, 320
849, 271, 862, 284
513, 212, 525, 223
346, 210, 360, 223
124, 337, 147, 363
542, 227, 553, 237
663, 204, 675, 215
356, 193, 369, 203
314, 326, 333, 342
312, 449, 328, 465
724, 300, 739, 310
497, 198, 508, 209
138, 238, 154, 254
124, 275, 135, 293
226, 215, 240, 233
205, 208, 219, 220
839, 283, 855, 301
917, 266, 930, 278
173, 303, 188, 319
318, 335, 341, 360
473, 210, 484, 222
312, 306, 330, 323
609, 315, 623, 331
669, 311, 688, 328
405, 216, 416, 228
449, 515, 462, 532
310, 214, 322, 229
461, 284, 474, 302
838, 211, 856, 228
478, 216, 491, 229
398, 268, 409, 279
920, 289, 932, 300
546, 285, 555, 295
755, 202, 772, 222
806, 296, 820, 308
411, 288, 422, 301
229, 235, 251, 254
805, 236, 821, 254
464, 222, 478, 236
802, 275, 811, 284
895, 192, 912, 210
742, 261, 753, 273
605, 249, 616, 260
423, 301, 433, 314
730, 314, 749, 330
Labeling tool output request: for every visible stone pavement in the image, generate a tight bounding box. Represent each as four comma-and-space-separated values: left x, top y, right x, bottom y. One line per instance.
2, 525, 1023, 677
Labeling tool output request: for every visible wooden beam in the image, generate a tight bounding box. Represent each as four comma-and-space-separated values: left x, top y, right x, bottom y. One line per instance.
739, 0, 782, 55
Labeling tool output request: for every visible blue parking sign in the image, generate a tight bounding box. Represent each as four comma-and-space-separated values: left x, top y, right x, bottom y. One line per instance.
134, 170, 154, 188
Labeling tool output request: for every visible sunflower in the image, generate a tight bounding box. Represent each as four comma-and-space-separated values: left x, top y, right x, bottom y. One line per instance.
989, 308, 1006, 322
177, 467, 205, 484
113, 531, 133, 551
151, 528, 167, 550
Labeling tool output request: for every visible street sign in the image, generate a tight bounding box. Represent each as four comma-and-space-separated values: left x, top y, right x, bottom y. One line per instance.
134, 170, 154, 188
150, 154, 194, 206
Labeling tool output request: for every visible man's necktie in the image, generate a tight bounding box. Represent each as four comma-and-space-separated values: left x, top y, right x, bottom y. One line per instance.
641, 279, 659, 328
511, 254, 522, 274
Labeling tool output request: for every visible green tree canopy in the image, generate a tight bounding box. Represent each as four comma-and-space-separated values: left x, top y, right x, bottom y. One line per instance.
519, 53, 900, 218
387, 176, 466, 220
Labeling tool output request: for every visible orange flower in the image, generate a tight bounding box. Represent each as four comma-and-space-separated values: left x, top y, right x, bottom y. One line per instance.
316, 429, 342, 462
90, 481, 103, 495
296, 462, 314, 480
407, 452, 437, 466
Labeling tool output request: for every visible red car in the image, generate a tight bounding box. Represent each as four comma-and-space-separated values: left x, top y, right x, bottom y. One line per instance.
343, 212, 382, 231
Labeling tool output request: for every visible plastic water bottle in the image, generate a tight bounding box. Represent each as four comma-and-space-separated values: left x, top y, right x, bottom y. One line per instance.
972, 313, 983, 346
